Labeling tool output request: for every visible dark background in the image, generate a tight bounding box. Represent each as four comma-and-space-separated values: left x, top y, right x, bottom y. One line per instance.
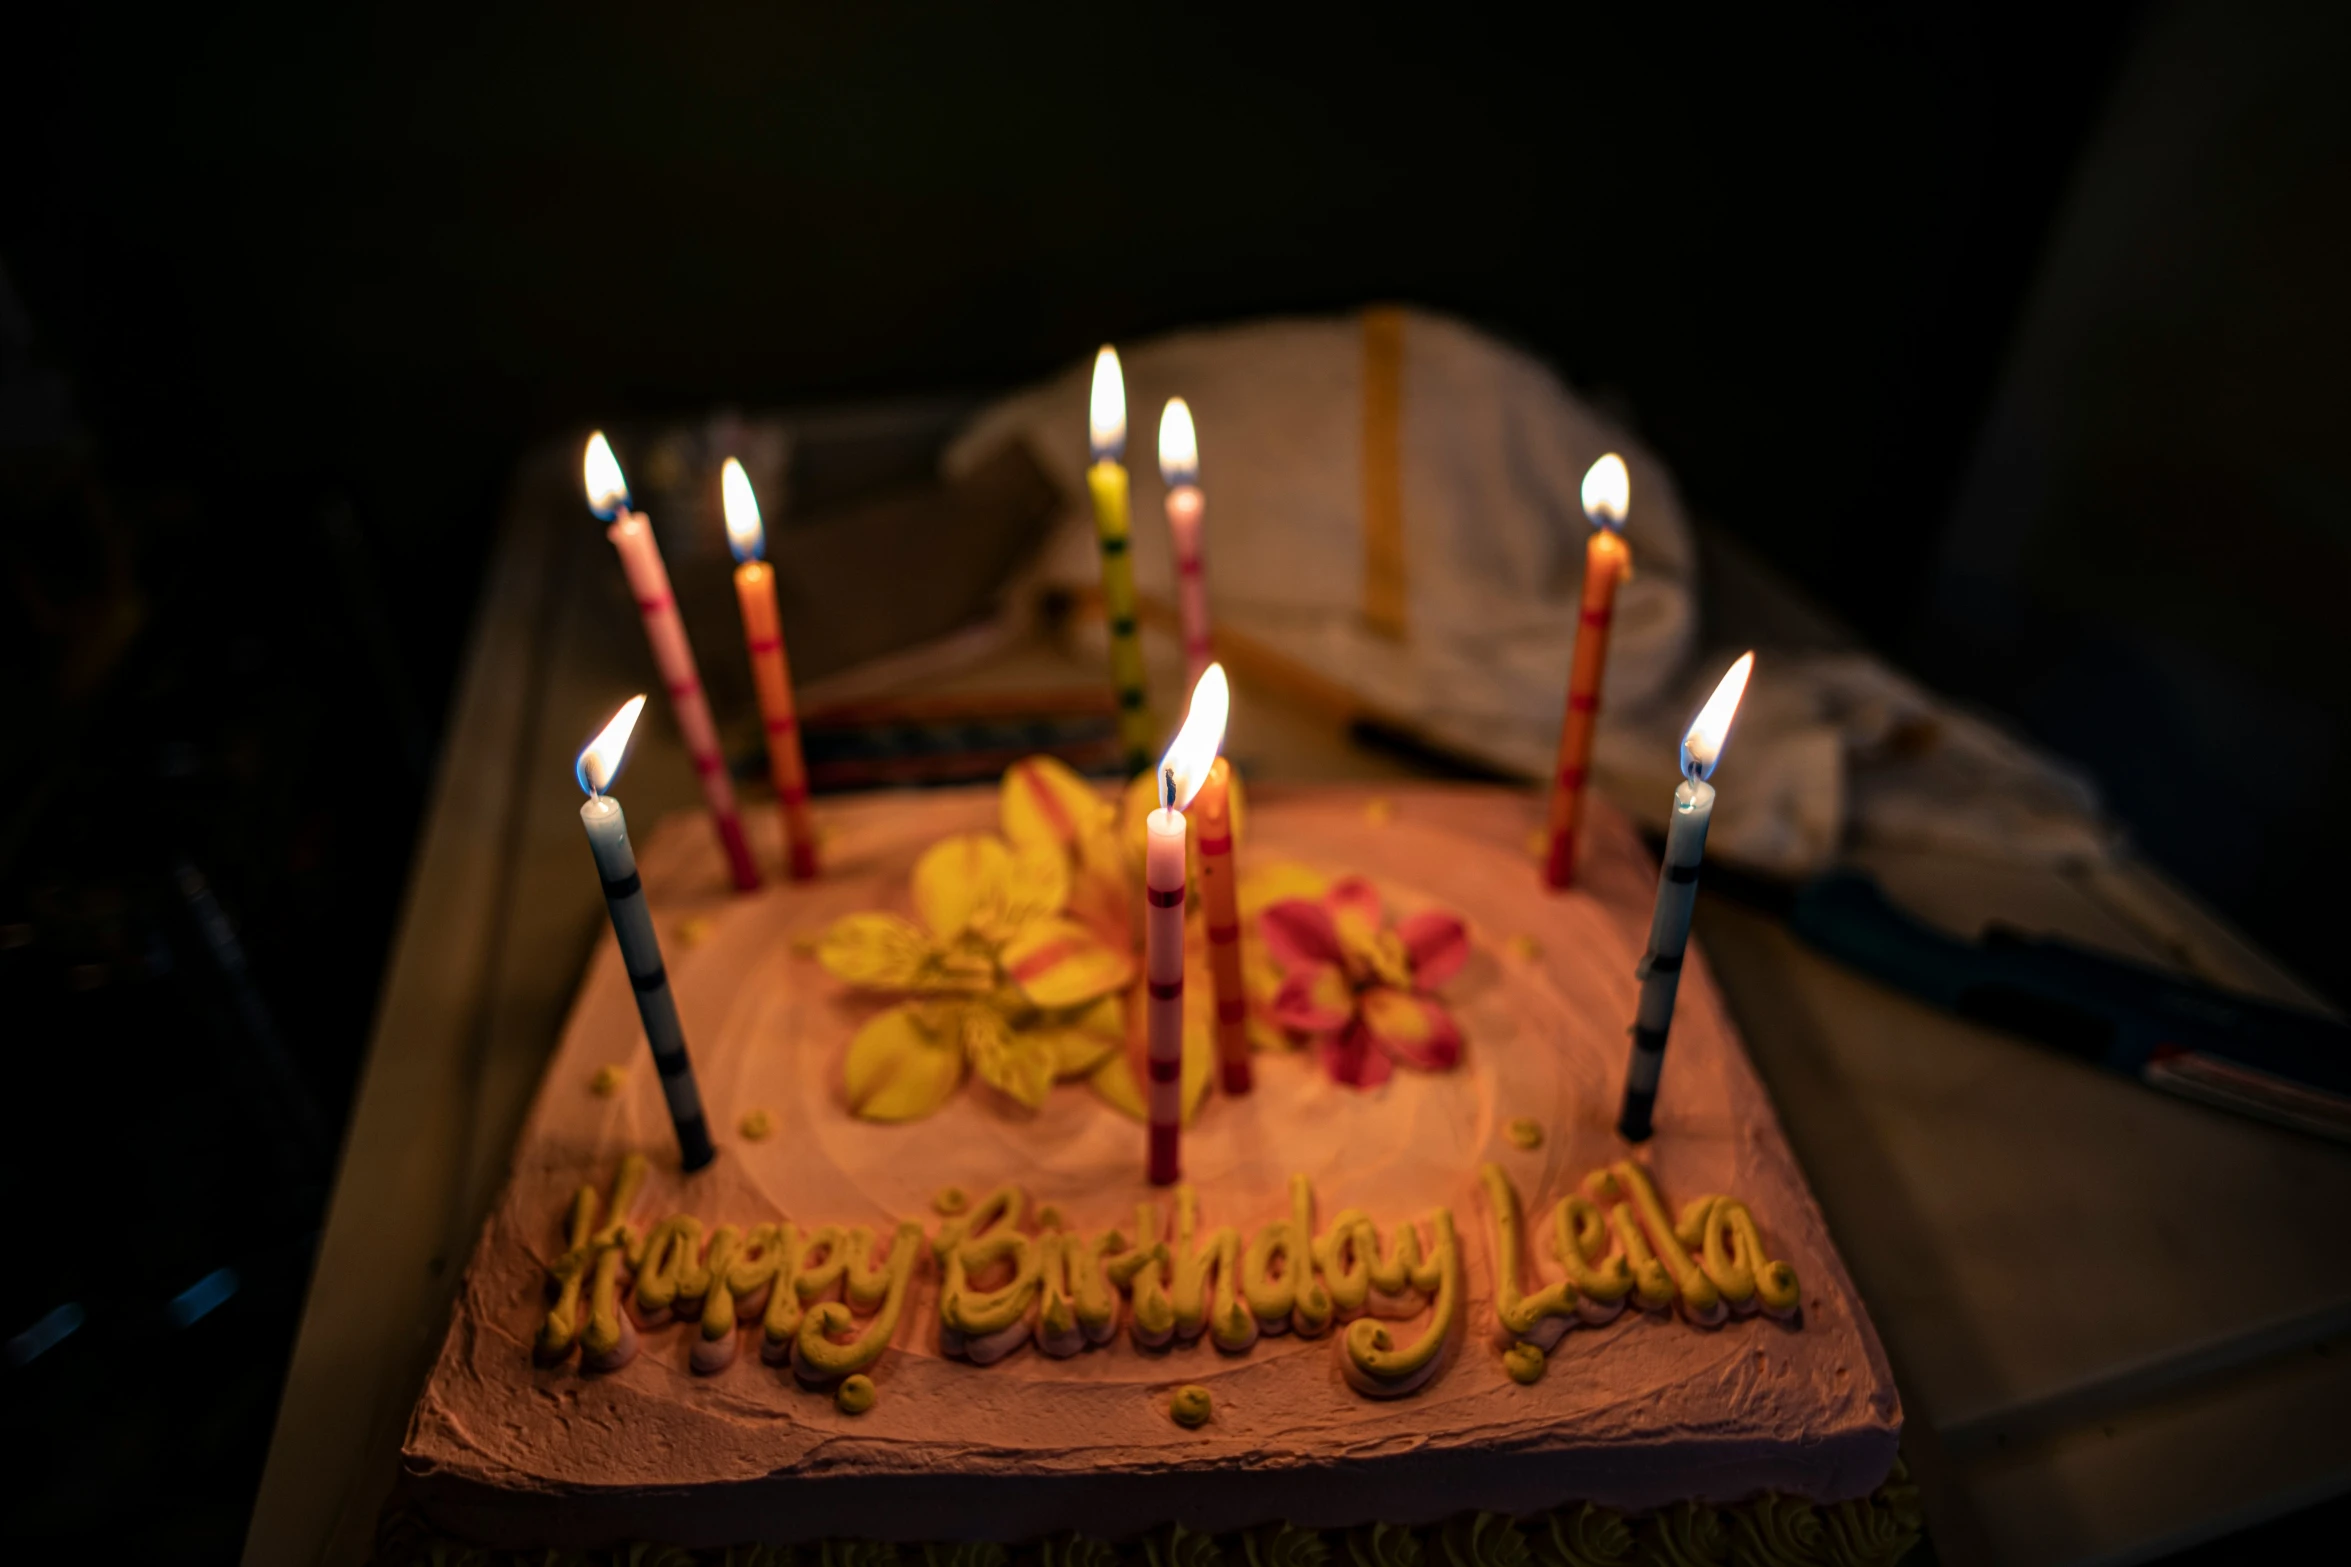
3, 1, 2346, 1558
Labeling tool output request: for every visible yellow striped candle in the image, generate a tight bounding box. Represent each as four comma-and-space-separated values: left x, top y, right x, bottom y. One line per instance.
1088, 346, 1153, 777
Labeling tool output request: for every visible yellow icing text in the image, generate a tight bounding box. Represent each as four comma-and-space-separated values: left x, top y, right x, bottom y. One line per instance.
534, 1157, 1802, 1401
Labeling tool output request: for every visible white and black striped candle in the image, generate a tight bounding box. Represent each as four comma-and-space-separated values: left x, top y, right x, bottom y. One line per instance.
1618, 654, 1754, 1144
578, 696, 716, 1172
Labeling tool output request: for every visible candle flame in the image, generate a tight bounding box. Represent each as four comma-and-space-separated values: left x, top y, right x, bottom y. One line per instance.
1581, 453, 1629, 531
1158, 397, 1198, 487
1681, 653, 1754, 781
721, 457, 765, 563
1089, 345, 1126, 462
577, 695, 648, 796
1157, 662, 1229, 811
584, 431, 631, 520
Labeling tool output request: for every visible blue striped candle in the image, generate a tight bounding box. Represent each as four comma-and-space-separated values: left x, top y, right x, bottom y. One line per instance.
1618, 654, 1754, 1144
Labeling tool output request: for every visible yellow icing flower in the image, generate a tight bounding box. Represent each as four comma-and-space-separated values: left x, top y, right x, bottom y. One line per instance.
818, 756, 1218, 1125
1238, 861, 1334, 1054
1260, 878, 1471, 1088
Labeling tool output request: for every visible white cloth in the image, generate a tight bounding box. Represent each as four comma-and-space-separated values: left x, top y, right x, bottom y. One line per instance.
947, 309, 2110, 878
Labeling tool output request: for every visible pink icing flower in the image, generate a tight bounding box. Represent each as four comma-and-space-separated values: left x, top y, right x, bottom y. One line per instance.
1258, 877, 1469, 1088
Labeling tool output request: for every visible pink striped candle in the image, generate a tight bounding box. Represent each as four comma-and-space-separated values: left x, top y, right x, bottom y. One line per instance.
584, 433, 760, 893
1158, 398, 1214, 688
1144, 663, 1230, 1185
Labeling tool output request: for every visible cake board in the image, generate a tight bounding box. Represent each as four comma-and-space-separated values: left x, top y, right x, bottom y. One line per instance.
400, 783, 1903, 1549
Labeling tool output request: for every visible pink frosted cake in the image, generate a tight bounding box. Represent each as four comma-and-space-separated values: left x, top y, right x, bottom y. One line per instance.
390, 772, 1915, 1566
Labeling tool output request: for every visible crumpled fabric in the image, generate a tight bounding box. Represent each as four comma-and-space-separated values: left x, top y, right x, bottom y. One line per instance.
947, 309, 2109, 878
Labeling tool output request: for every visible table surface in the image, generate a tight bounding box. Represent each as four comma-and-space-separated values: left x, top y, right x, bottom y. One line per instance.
245, 434, 2351, 1567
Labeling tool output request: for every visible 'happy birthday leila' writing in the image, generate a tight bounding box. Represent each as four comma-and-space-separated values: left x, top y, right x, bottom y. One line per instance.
532, 1158, 1801, 1403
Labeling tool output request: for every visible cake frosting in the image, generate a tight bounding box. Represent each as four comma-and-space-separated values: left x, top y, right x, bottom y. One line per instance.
400, 783, 1901, 1550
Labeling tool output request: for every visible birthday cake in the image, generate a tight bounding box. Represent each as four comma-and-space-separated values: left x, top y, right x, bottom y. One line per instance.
391, 767, 1914, 1565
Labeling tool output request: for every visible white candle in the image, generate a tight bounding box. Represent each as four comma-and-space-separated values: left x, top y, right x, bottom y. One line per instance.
1618, 653, 1754, 1143
1144, 663, 1230, 1184
1145, 803, 1187, 1184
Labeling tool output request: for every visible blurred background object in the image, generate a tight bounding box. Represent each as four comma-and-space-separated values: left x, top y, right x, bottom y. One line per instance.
4, 1, 2348, 1560
1918, 0, 2351, 996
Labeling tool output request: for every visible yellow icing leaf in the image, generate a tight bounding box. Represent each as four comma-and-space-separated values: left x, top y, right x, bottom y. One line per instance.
967, 1006, 1057, 1110
817, 913, 933, 990
1245, 1010, 1294, 1053
1000, 755, 1115, 851
913, 833, 1015, 939
842, 1002, 966, 1122
1239, 897, 1304, 1052
1065, 824, 1135, 948
994, 839, 1072, 933
1330, 879, 1385, 956
1179, 970, 1217, 1121
1085, 1047, 1148, 1121
1002, 917, 1135, 1010
1028, 993, 1125, 1079
1118, 770, 1160, 883
1239, 860, 1329, 918
1351, 927, 1415, 990
1086, 975, 1214, 1123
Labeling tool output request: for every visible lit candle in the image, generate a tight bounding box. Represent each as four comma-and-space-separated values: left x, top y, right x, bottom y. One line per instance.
1159, 396, 1214, 689
1146, 663, 1230, 1183
1193, 754, 1249, 1095
577, 696, 717, 1172
584, 433, 760, 893
1617, 653, 1754, 1143
720, 458, 818, 881
1543, 454, 1634, 891
1087, 347, 1154, 777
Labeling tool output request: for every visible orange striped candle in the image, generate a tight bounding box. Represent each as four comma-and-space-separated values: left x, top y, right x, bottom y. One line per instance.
721, 459, 818, 881
1543, 454, 1632, 891
1192, 755, 1249, 1095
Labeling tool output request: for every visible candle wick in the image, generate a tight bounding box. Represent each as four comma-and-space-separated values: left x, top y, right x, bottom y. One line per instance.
1163, 766, 1175, 811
